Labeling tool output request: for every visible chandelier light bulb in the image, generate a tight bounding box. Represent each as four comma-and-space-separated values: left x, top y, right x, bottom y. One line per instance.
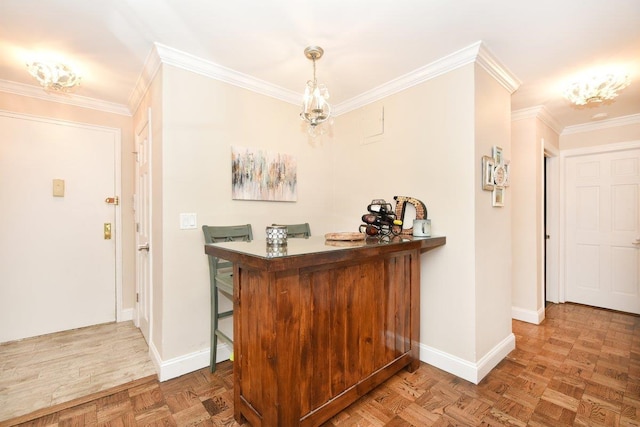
563, 72, 630, 106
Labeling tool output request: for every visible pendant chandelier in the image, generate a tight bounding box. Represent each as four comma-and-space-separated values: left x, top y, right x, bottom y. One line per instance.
300, 46, 331, 135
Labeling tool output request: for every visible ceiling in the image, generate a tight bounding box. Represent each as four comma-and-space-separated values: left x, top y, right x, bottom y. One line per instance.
1, 0, 639, 131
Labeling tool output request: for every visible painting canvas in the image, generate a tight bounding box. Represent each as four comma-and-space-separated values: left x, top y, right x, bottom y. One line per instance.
231, 146, 297, 201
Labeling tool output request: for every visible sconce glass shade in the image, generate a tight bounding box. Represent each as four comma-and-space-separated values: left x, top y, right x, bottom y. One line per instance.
563, 72, 630, 106
27, 61, 81, 92
300, 46, 331, 134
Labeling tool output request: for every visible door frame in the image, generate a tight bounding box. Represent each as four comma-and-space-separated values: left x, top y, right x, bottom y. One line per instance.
559, 139, 640, 304
0, 109, 124, 322
544, 144, 560, 304
134, 108, 152, 341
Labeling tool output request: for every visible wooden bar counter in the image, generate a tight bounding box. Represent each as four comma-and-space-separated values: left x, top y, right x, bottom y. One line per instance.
204, 234, 445, 427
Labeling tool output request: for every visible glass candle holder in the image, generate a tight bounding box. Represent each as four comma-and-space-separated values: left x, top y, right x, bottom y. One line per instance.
266, 225, 288, 246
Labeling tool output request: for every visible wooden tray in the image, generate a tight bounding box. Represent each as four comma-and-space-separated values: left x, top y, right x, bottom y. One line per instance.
324, 232, 366, 241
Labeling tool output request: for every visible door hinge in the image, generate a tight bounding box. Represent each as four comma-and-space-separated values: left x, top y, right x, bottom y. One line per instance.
136, 293, 139, 303
105, 196, 120, 205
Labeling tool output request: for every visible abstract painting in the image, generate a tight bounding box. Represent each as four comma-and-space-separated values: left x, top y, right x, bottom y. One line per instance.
231, 146, 297, 201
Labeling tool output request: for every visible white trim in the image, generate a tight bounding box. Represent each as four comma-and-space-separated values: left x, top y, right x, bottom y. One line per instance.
120, 308, 134, 322
155, 344, 232, 382
1, 41, 522, 121
149, 340, 162, 379
475, 42, 521, 94
0, 79, 131, 116
153, 42, 301, 107
113, 128, 124, 323
512, 306, 545, 324
336, 41, 520, 116
141, 41, 520, 119
512, 105, 564, 135
561, 140, 640, 158
420, 333, 515, 384
134, 108, 153, 346
128, 46, 163, 117
561, 113, 640, 136
544, 149, 560, 304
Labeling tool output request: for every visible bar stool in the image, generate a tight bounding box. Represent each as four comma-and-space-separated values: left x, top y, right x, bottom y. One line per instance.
202, 224, 253, 372
272, 222, 311, 238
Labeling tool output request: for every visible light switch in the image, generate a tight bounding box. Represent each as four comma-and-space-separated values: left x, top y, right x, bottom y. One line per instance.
179, 213, 197, 230
53, 179, 65, 197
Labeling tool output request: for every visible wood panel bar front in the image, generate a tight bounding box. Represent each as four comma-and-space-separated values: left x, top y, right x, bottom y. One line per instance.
205, 236, 445, 427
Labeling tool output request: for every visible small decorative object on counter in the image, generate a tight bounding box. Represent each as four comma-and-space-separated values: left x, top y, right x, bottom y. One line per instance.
325, 232, 366, 241
412, 219, 431, 237
359, 199, 403, 237
266, 225, 287, 246
393, 196, 428, 236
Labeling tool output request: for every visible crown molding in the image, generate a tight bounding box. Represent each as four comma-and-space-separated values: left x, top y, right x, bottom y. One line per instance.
152, 42, 301, 106
512, 106, 564, 135
475, 42, 521, 94
142, 41, 521, 118
128, 44, 163, 115
561, 113, 640, 135
334, 41, 521, 116
0, 79, 131, 116
1, 41, 523, 121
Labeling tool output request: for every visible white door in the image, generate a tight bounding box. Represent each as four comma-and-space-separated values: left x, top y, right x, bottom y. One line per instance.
135, 111, 152, 343
565, 147, 640, 314
0, 112, 118, 342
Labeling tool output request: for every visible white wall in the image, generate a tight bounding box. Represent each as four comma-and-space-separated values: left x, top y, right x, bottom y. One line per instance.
146, 64, 335, 368
511, 117, 541, 321
511, 113, 560, 324
328, 63, 514, 383
473, 64, 513, 366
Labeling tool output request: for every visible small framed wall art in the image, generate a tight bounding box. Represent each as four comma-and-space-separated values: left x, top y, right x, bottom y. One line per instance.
481, 146, 510, 207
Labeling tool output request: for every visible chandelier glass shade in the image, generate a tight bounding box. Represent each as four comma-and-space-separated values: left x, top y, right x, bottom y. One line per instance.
27, 61, 81, 92
300, 46, 331, 133
563, 72, 630, 106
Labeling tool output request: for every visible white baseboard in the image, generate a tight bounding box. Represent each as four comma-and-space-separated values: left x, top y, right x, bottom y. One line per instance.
420, 333, 515, 384
152, 343, 232, 382
152, 335, 516, 384
119, 308, 134, 322
512, 305, 545, 324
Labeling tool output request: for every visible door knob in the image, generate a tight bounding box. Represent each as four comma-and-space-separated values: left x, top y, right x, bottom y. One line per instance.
138, 243, 150, 251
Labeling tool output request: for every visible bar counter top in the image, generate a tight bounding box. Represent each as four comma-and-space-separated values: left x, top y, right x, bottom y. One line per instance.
204, 234, 446, 272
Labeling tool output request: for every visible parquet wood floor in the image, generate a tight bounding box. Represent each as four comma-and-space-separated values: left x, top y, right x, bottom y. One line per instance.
2, 303, 639, 427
